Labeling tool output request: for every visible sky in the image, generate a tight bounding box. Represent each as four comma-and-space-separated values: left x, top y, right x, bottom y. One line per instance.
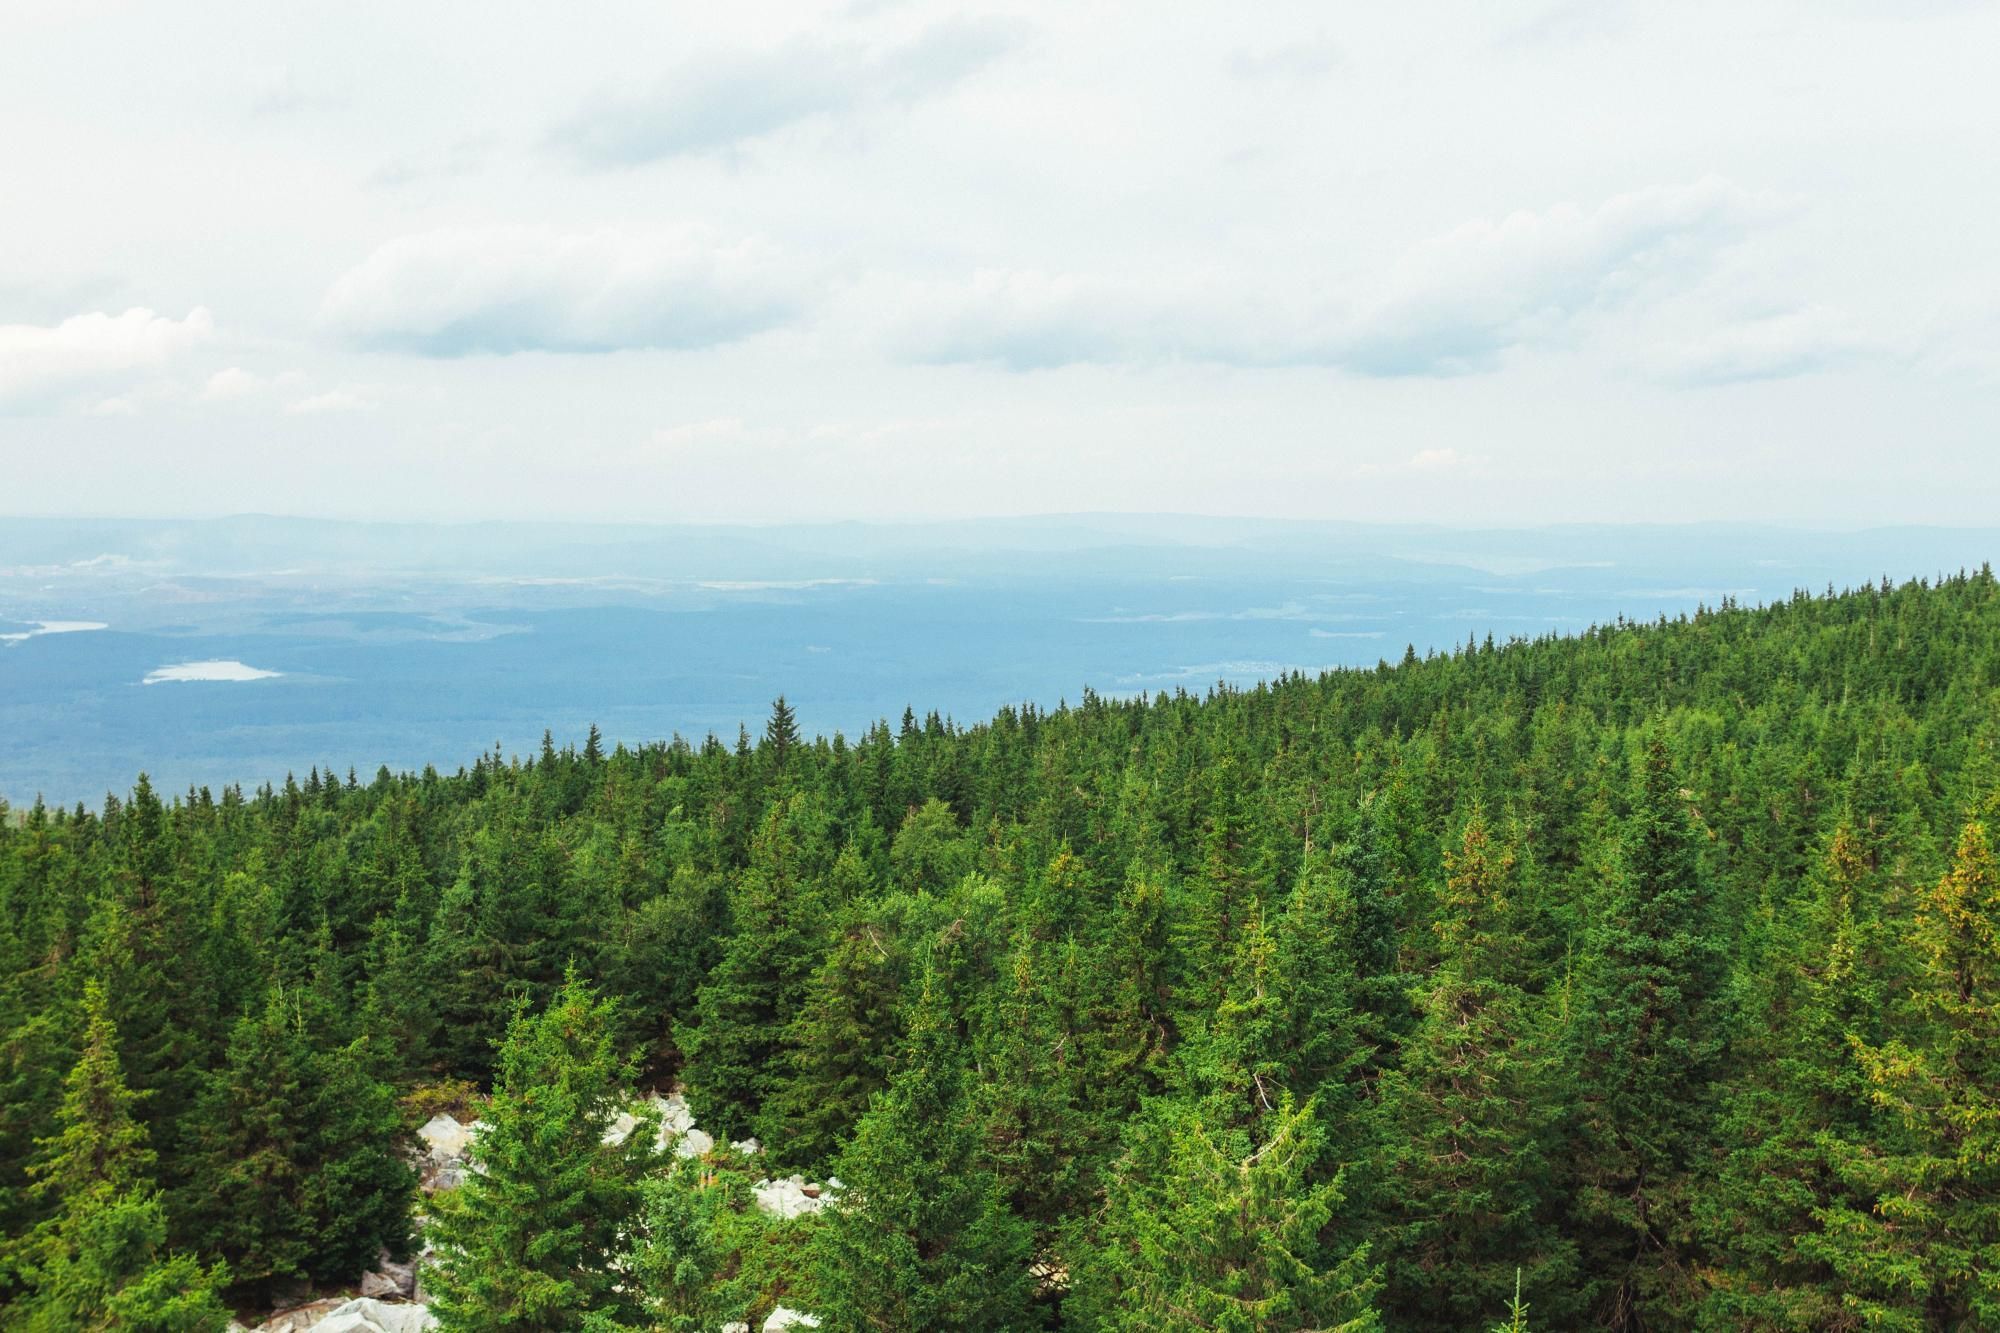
2, 0, 1998, 527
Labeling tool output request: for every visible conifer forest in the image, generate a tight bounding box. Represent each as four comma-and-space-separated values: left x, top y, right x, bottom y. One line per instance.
7, 571, 2000, 1331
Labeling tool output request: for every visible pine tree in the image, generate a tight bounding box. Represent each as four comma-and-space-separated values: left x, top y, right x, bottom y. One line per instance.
18, 980, 229, 1332
757, 911, 901, 1169
1565, 733, 1726, 1330
428, 974, 659, 1332
1079, 1094, 1380, 1333
1698, 819, 1899, 1328
812, 971, 1035, 1331
1368, 812, 1575, 1327
614, 1158, 742, 1333
1819, 818, 2000, 1327
763, 696, 801, 774
976, 936, 1099, 1262
179, 988, 413, 1288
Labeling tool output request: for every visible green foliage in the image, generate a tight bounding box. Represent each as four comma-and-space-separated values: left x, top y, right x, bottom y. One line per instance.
15, 981, 229, 1331
1819, 818, 2000, 1328
427, 973, 658, 1332
1566, 732, 1729, 1328
1077, 1094, 1380, 1332
1368, 812, 1577, 1327
812, 972, 1035, 1331
177, 987, 414, 1288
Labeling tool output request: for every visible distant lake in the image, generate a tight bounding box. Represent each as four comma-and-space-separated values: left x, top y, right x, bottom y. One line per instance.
4, 515, 1994, 806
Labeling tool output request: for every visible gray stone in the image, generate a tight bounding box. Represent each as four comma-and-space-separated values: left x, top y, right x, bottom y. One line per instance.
311, 1297, 438, 1333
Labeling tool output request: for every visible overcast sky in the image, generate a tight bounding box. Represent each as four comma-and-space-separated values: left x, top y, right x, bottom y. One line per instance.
2, 0, 1997, 526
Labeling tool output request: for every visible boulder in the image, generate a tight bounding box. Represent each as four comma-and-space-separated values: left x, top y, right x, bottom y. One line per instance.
751, 1174, 838, 1220
312, 1298, 438, 1333
722, 1324, 751, 1333
601, 1090, 718, 1159
416, 1115, 471, 1165
763, 1308, 820, 1331
362, 1248, 418, 1300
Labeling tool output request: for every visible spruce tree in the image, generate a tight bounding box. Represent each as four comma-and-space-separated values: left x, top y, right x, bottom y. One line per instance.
1820, 817, 2000, 1326
1079, 1094, 1380, 1333
428, 974, 658, 1332
812, 971, 1034, 1331
757, 911, 902, 1169
19, 980, 229, 1332
179, 988, 413, 1288
1566, 733, 1726, 1329
1368, 812, 1575, 1328
1698, 819, 1898, 1328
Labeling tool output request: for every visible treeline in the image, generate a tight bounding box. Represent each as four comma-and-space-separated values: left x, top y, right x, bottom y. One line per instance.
5, 571, 2000, 1329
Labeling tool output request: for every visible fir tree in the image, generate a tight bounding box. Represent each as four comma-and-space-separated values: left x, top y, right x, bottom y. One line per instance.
812, 970, 1035, 1331
1565, 733, 1727, 1329
1822, 817, 2000, 1327
1078, 1094, 1380, 1333
757, 911, 901, 1169
18, 980, 229, 1332
179, 988, 413, 1289
428, 974, 659, 1332
1368, 812, 1576, 1328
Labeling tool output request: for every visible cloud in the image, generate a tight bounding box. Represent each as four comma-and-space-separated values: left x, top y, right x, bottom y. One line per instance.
1339, 176, 1764, 375
1228, 35, 1343, 80
893, 178, 1765, 376
1652, 305, 1874, 385
200, 366, 262, 401
286, 388, 372, 414
320, 227, 803, 356
551, 18, 1019, 165
0, 307, 213, 410
1357, 447, 1488, 477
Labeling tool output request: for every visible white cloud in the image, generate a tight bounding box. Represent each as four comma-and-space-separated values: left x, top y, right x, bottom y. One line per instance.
200, 366, 263, 401
1342, 177, 1766, 374
286, 388, 372, 414
551, 18, 1020, 164
1652, 305, 1875, 384
892, 179, 1767, 375
320, 227, 803, 356
0, 307, 213, 409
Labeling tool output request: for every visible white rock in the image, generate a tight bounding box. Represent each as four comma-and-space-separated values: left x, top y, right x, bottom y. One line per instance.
751, 1174, 838, 1220
312, 1298, 438, 1333
416, 1115, 470, 1165
763, 1307, 820, 1331
657, 1090, 697, 1136
731, 1136, 762, 1156
602, 1108, 641, 1146
676, 1126, 716, 1159
722, 1323, 751, 1333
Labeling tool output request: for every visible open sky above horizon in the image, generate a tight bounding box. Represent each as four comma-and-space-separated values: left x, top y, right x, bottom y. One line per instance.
4, 0, 1998, 527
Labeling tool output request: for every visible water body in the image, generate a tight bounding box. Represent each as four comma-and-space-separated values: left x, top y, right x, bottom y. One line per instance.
3, 515, 1994, 807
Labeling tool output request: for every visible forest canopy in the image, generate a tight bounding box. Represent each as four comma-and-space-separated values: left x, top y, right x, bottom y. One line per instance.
5, 570, 2000, 1330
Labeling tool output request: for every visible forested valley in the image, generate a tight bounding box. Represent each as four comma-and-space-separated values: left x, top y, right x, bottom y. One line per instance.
6, 571, 2000, 1331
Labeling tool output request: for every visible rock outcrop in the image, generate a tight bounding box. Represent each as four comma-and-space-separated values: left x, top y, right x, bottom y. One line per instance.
314, 1299, 438, 1333
750, 1174, 840, 1220
233, 1298, 434, 1332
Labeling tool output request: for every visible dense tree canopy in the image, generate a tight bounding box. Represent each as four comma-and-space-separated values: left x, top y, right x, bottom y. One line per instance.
5, 570, 2000, 1328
